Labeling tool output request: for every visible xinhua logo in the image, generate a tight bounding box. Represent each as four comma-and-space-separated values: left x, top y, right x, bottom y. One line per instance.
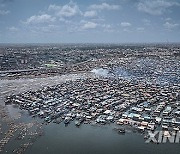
145, 131, 180, 143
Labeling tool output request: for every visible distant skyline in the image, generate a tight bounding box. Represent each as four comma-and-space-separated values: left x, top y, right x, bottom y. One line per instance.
0, 0, 180, 43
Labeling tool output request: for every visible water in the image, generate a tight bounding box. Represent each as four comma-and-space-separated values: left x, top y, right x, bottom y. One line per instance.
25, 123, 180, 154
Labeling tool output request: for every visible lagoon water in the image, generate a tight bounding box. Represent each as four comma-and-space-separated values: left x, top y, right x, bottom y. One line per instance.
25, 122, 180, 154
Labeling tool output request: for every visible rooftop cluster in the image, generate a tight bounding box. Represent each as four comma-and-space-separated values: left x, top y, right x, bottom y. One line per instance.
6, 77, 179, 133
0, 44, 179, 79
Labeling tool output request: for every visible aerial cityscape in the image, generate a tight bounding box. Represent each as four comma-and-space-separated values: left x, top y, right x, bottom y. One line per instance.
0, 0, 180, 154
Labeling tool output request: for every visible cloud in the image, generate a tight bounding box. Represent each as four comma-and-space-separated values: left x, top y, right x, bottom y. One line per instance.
24, 14, 56, 24
7, 26, 18, 32
0, 9, 10, 15
48, 4, 61, 11
165, 17, 171, 21
137, 0, 180, 15
84, 10, 97, 17
102, 24, 111, 29
48, 1, 82, 17
36, 25, 60, 33
24, 24, 60, 34
102, 24, 114, 32
82, 22, 97, 29
89, 3, 120, 11
120, 22, 131, 27
163, 21, 179, 30
59, 17, 72, 24
137, 27, 145, 32
142, 19, 151, 26
123, 28, 131, 32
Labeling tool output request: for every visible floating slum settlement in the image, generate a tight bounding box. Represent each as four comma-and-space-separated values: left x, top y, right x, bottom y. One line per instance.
5, 77, 180, 133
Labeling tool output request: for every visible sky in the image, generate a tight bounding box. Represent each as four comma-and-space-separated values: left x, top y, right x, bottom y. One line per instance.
0, 0, 180, 43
